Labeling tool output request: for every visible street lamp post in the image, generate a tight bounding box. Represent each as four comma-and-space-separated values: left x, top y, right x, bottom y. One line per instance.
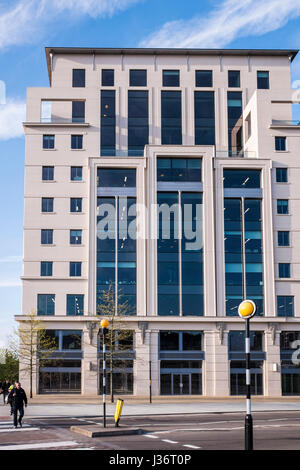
100, 319, 109, 428
238, 299, 256, 451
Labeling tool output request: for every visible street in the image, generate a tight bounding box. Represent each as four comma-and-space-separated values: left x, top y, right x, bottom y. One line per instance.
1, 411, 300, 451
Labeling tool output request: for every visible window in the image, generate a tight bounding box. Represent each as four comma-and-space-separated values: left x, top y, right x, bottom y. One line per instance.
70, 230, 82, 245
278, 231, 290, 247
42, 166, 54, 181
67, 294, 84, 316
102, 69, 114, 86
70, 198, 82, 213
72, 69, 85, 88
161, 91, 182, 145
229, 331, 263, 351
71, 167, 82, 181
70, 262, 82, 277
160, 331, 203, 351
97, 168, 136, 187
43, 135, 55, 149
37, 294, 55, 316
277, 199, 289, 214
72, 101, 85, 123
101, 90, 115, 156
195, 70, 212, 87
41, 229, 53, 245
277, 296, 294, 317
223, 169, 261, 188
194, 91, 215, 145
157, 158, 201, 182
129, 70, 147, 86
275, 136, 286, 151
41, 198, 53, 213
227, 91, 243, 156
276, 168, 288, 183
128, 90, 148, 156
279, 263, 291, 278
41, 261, 53, 277
71, 135, 83, 150
257, 71, 269, 89
228, 70, 240, 88
163, 70, 180, 87
62, 331, 82, 350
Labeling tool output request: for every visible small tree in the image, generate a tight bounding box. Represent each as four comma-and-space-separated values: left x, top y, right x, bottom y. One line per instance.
10, 311, 57, 398
0, 348, 19, 383
97, 283, 134, 402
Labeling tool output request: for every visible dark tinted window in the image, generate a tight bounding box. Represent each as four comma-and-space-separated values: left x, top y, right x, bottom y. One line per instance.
129, 70, 147, 86
70, 198, 82, 213
161, 91, 182, 144
71, 135, 83, 149
40, 261, 53, 277
194, 91, 215, 145
223, 169, 261, 188
275, 136, 286, 151
37, 294, 55, 316
101, 90, 115, 156
229, 331, 263, 351
257, 71, 269, 89
41, 229, 53, 245
43, 135, 55, 149
278, 231, 289, 246
182, 332, 202, 350
228, 70, 240, 87
70, 262, 82, 277
72, 101, 85, 123
157, 158, 201, 182
62, 331, 82, 350
41, 198, 53, 213
277, 296, 294, 317
102, 69, 114, 86
160, 331, 179, 350
128, 90, 148, 156
279, 263, 290, 278
70, 230, 82, 245
72, 69, 85, 87
276, 168, 288, 183
67, 294, 84, 316
97, 168, 136, 187
195, 70, 213, 87
71, 166, 82, 181
163, 70, 180, 87
42, 166, 54, 181
277, 199, 289, 214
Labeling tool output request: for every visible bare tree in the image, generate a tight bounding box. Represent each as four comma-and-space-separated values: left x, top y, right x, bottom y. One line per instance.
10, 311, 57, 398
97, 283, 134, 402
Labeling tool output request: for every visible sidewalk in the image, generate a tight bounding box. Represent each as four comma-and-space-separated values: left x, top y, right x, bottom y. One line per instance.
0, 395, 299, 418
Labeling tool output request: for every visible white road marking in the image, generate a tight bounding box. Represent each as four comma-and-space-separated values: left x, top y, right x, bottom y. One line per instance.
144, 434, 159, 439
162, 439, 178, 444
0, 441, 79, 450
0, 427, 40, 433
183, 444, 201, 449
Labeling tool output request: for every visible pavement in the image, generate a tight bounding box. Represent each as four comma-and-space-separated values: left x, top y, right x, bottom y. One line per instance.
0, 395, 300, 418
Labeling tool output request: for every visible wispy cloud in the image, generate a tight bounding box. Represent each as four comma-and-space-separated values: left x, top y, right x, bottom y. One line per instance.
140, 0, 300, 48
0, 100, 25, 140
0, 0, 142, 49
0, 280, 22, 287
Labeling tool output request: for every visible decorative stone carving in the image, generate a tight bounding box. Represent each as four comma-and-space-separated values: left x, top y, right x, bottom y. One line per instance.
216, 322, 226, 345
138, 322, 148, 344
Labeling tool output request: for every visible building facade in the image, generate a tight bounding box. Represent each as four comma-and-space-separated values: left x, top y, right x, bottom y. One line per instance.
17, 47, 300, 397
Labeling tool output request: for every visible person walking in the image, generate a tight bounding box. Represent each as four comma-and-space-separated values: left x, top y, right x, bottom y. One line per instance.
2, 380, 11, 405
8, 382, 27, 428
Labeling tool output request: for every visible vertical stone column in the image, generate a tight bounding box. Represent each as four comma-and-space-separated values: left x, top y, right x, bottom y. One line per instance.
203, 328, 230, 397
81, 324, 99, 396
264, 324, 281, 397
134, 324, 151, 397
150, 329, 160, 396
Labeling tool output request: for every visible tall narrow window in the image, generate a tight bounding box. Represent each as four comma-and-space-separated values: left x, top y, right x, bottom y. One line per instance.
71, 135, 83, 150
128, 90, 148, 156
228, 70, 240, 88
278, 231, 290, 247
41, 198, 53, 213
70, 198, 82, 213
71, 167, 82, 181
72, 69, 85, 88
41, 229, 53, 245
37, 294, 55, 316
72, 101, 85, 123
67, 294, 84, 316
277, 296, 294, 317
161, 91, 182, 145
279, 263, 291, 278
194, 91, 215, 145
275, 136, 286, 151
257, 71, 269, 89
42, 166, 54, 181
101, 90, 115, 156
43, 135, 55, 149
277, 199, 289, 214
41, 261, 53, 277
227, 92, 243, 156
102, 69, 114, 86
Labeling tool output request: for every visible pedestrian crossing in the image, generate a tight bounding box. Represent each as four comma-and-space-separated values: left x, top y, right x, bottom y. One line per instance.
0, 421, 94, 450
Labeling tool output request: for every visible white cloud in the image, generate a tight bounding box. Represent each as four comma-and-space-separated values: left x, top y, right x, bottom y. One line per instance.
140, 0, 300, 48
0, 100, 25, 140
0, 0, 142, 49
0, 280, 22, 287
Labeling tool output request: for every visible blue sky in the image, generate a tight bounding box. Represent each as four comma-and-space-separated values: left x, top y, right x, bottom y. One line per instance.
0, 0, 300, 346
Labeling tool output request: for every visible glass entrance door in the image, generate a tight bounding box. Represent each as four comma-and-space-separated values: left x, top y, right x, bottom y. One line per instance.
173, 374, 190, 395
160, 372, 202, 395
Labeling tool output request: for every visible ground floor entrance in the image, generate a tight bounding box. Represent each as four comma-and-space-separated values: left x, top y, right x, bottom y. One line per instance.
160, 372, 202, 395
39, 372, 81, 393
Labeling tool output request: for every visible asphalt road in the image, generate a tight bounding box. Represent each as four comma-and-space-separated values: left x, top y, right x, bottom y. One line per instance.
1, 411, 300, 452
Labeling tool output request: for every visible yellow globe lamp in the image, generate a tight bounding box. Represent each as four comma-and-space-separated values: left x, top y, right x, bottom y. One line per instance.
100, 319, 110, 329
238, 300, 256, 320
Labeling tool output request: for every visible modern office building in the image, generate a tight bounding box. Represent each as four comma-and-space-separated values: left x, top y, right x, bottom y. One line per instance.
17, 46, 300, 397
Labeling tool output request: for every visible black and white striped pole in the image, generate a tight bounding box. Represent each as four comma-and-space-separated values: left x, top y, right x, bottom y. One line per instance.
100, 319, 110, 428
238, 299, 256, 451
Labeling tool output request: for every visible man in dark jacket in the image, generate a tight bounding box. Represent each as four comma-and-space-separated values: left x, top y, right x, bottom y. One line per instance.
8, 382, 27, 428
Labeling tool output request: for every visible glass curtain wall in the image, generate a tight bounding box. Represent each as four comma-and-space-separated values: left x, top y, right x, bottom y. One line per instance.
224, 198, 263, 316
